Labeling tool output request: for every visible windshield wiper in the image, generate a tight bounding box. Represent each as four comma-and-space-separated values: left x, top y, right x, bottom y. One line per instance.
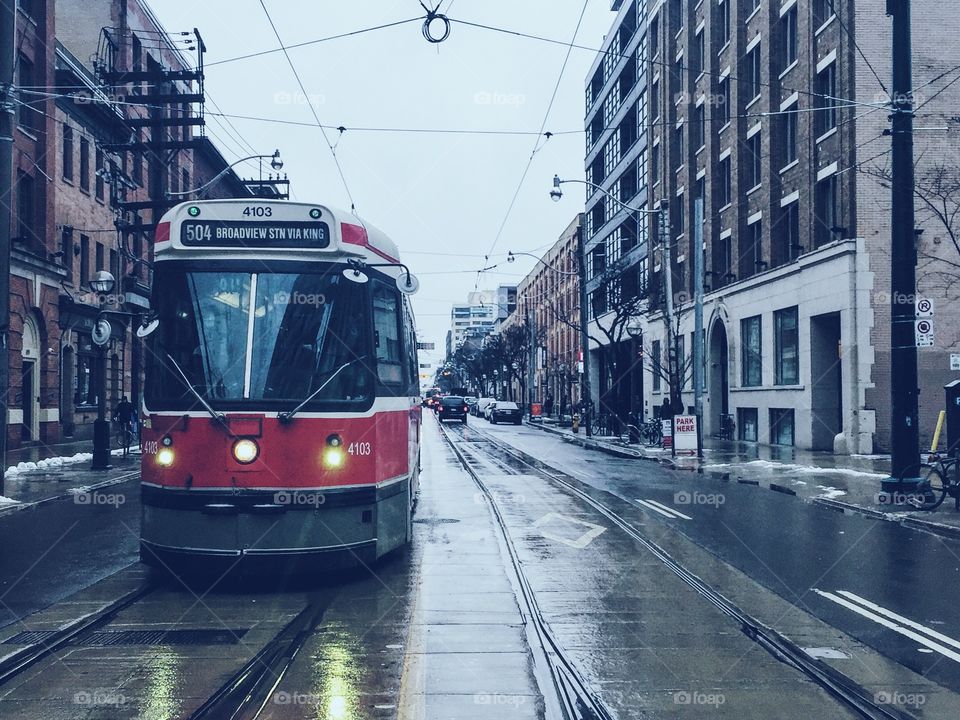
279, 356, 366, 424
165, 353, 231, 432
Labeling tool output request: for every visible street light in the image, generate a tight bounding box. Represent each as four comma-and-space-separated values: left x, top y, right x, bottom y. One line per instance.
168, 150, 283, 199
89, 271, 117, 470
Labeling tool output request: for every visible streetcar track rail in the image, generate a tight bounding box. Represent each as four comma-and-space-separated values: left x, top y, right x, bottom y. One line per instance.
440, 424, 614, 720
446, 422, 913, 720
188, 590, 337, 720
0, 582, 154, 687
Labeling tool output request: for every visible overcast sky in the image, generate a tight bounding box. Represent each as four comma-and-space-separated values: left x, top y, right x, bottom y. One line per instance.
149, 0, 615, 369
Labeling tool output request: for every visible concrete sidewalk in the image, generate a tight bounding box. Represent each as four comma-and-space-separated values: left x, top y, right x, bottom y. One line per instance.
526, 419, 960, 540
0, 446, 140, 516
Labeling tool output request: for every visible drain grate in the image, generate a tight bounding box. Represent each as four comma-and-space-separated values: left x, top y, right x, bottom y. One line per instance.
5, 628, 248, 646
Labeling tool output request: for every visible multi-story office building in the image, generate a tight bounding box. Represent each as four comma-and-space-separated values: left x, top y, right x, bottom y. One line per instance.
583, 0, 651, 419
449, 292, 497, 350
623, 0, 960, 452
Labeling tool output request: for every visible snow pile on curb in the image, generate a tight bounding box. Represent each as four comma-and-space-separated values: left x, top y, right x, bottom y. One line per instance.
704, 459, 887, 480
815, 485, 848, 500
5, 453, 92, 477
0, 495, 19, 506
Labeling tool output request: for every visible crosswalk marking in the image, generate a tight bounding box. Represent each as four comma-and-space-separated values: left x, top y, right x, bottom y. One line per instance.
636, 499, 692, 520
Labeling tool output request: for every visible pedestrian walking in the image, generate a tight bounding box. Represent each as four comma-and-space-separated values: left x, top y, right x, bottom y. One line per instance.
113, 396, 136, 456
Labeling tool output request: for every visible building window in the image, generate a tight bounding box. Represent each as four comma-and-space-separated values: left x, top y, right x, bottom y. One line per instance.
16, 55, 36, 131
718, 233, 733, 283
770, 408, 795, 445
783, 6, 798, 67
652, 78, 660, 121
815, 62, 837, 136
95, 242, 104, 272
747, 133, 762, 189
742, 220, 761, 276
814, 174, 838, 248
782, 109, 798, 165
675, 192, 684, 236
132, 150, 143, 186
781, 200, 801, 263
694, 30, 705, 77
813, 0, 833, 29
95, 149, 105, 200
80, 234, 90, 285
693, 103, 705, 150
718, 156, 731, 207
16, 171, 35, 245
62, 125, 74, 181
718, 0, 730, 47
745, 46, 761, 104
774, 306, 799, 385
75, 335, 98, 407
741, 316, 762, 387
738, 407, 758, 442
675, 123, 684, 166
671, 0, 683, 32
719, 76, 731, 125
79, 136, 90, 192
652, 339, 662, 391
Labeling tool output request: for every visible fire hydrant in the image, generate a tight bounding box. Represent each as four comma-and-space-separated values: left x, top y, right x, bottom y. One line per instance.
572, 413, 581, 434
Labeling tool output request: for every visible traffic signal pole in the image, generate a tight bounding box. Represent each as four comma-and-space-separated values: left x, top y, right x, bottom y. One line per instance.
882, 0, 921, 492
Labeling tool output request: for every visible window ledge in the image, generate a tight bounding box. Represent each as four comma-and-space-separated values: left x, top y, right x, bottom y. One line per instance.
745, 5, 762, 23
675, 163, 685, 174
719, 121, 731, 134
779, 159, 800, 175
745, 95, 761, 111
815, 14, 837, 37
746, 184, 763, 197
15, 125, 39, 142
816, 127, 838, 144
719, 202, 732, 214
717, 40, 730, 56
730, 384, 805, 393
695, 144, 705, 156
779, 59, 799, 80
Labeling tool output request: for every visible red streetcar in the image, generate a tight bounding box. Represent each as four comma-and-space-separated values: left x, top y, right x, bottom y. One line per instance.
138, 199, 422, 571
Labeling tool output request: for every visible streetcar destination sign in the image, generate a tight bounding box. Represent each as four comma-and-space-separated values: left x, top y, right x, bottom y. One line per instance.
180, 220, 331, 248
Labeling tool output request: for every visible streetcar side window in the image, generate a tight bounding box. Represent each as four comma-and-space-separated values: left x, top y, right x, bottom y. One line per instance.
372, 281, 403, 387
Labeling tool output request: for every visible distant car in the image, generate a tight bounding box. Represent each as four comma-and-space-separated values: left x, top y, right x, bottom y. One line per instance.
474, 398, 494, 417
490, 401, 523, 425
483, 401, 499, 421
465, 397, 479, 409
437, 395, 469, 423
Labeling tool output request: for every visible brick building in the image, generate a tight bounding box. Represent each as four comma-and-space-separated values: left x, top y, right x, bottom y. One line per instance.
513, 215, 583, 416
582, 0, 960, 452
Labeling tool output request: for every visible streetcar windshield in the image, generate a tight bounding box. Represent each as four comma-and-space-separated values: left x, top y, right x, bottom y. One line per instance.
145, 266, 372, 410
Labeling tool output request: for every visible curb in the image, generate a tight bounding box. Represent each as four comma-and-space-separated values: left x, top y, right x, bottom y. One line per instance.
0, 470, 140, 519
525, 419, 960, 543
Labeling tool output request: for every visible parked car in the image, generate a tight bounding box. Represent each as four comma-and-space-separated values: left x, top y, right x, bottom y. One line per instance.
483, 401, 499, 421
490, 401, 523, 425
474, 398, 494, 417
437, 395, 469, 423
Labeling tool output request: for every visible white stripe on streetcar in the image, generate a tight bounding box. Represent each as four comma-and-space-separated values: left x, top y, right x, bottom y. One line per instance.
644, 498, 693, 520
814, 590, 960, 664
834, 590, 960, 653
636, 499, 684, 519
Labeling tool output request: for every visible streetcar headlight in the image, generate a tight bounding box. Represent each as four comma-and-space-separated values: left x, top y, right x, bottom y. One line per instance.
323, 434, 344, 469
157, 447, 175, 467
232, 438, 259, 464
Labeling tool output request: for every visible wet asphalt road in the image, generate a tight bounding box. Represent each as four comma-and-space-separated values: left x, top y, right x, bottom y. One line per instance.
477, 419, 960, 694
0, 477, 141, 628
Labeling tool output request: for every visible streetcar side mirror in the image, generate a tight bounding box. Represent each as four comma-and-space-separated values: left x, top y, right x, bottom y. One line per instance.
397, 273, 419, 295
342, 268, 369, 284
137, 317, 160, 338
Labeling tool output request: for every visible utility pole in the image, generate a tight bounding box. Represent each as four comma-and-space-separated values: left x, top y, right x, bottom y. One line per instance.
659, 201, 678, 414
576, 225, 593, 437
882, 0, 921, 492
0, 2, 15, 493
527, 308, 536, 418
693, 198, 705, 458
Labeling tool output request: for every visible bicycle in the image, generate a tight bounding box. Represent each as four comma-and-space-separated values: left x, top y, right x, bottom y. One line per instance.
639, 418, 663, 446
898, 451, 958, 511
114, 419, 136, 455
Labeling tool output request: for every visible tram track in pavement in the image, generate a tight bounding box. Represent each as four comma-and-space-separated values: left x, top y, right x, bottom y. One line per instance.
439, 422, 615, 720
439, 419, 913, 720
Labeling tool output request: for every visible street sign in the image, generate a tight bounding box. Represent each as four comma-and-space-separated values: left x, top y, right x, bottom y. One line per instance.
916, 297, 934, 317
916, 318, 934, 347
673, 415, 699, 456
661, 419, 673, 449
951, 353, 960, 371
416, 342, 435, 350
